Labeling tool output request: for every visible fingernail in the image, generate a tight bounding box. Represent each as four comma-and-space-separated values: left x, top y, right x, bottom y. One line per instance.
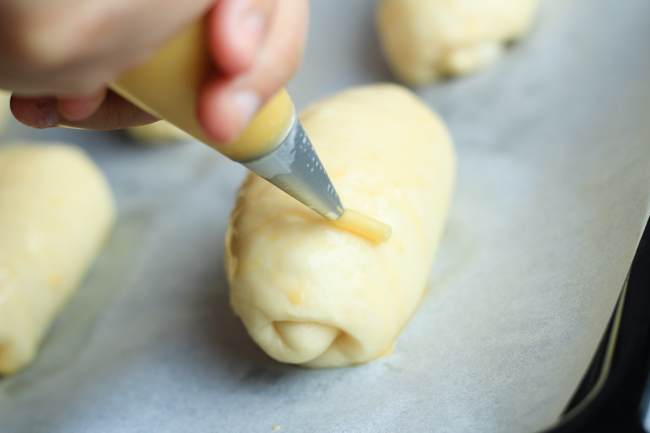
36, 98, 59, 127
232, 91, 261, 128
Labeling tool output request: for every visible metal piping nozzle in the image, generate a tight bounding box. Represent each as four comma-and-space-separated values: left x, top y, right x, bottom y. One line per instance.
242, 116, 345, 221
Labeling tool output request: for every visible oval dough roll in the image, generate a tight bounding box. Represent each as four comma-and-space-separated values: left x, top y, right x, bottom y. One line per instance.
225, 84, 455, 368
376, 0, 541, 85
0, 144, 115, 374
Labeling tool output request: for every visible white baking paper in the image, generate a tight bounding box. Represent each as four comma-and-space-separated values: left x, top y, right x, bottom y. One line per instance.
1, 0, 649, 432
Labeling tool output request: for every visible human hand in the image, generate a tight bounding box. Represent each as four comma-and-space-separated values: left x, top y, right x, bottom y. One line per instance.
4, 0, 308, 143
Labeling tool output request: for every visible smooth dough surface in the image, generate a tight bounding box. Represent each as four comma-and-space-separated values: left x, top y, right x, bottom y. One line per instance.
127, 120, 192, 143
377, 0, 541, 85
225, 84, 455, 368
0, 143, 115, 374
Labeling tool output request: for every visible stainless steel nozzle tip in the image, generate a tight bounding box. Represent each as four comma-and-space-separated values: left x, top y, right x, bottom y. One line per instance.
242, 117, 345, 221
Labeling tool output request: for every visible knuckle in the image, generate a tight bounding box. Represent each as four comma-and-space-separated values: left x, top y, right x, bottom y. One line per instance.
15, 9, 114, 71
6, 8, 118, 94
14, 18, 71, 69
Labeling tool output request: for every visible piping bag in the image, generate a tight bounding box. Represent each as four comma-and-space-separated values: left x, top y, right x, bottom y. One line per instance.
110, 20, 390, 243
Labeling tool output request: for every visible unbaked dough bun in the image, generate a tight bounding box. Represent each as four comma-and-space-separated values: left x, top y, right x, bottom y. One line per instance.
376, 0, 540, 85
0, 143, 115, 374
225, 84, 455, 368
127, 120, 193, 143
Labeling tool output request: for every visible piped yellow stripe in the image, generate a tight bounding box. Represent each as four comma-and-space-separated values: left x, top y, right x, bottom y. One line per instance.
331, 209, 392, 243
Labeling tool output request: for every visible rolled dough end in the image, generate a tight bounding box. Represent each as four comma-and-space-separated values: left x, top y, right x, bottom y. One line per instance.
254, 321, 341, 364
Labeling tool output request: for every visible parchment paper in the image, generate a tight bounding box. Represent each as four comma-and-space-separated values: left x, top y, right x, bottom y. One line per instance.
1, 0, 650, 432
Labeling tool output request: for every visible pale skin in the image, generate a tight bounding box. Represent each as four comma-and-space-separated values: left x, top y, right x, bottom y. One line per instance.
0, 0, 308, 143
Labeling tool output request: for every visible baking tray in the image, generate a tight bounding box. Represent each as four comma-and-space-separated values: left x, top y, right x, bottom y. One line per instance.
2, 0, 650, 431
545, 218, 650, 432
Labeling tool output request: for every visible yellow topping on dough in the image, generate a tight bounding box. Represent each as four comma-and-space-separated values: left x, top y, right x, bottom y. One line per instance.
331, 209, 392, 243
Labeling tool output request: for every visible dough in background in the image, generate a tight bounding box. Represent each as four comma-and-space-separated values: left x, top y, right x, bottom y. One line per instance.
376, 0, 541, 85
126, 120, 193, 143
225, 84, 455, 368
0, 90, 11, 136
0, 143, 115, 374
